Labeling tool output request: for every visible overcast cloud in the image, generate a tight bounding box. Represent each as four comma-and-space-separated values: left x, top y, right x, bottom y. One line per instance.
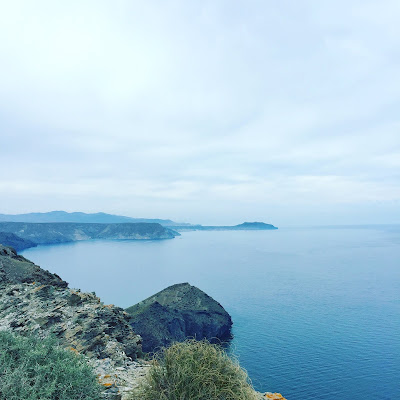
1, 0, 399, 225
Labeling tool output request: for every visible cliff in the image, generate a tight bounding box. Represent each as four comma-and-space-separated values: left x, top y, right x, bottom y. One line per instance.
0, 245, 66, 287
0, 232, 37, 252
0, 244, 145, 398
0, 222, 179, 249
126, 283, 232, 352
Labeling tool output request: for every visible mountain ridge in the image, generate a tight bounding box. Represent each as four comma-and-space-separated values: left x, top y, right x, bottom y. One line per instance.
0, 212, 277, 230
0, 211, 184, 226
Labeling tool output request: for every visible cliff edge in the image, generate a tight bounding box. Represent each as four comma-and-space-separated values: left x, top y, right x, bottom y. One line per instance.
0, 244, 144, 398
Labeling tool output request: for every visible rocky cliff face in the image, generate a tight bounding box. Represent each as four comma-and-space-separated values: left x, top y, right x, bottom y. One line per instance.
0, 245, 145, 399
0, 245, 141, 361
126, 283, 233, 352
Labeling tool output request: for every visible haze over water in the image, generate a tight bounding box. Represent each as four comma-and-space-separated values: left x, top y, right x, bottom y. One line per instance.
22, 226, 400, 400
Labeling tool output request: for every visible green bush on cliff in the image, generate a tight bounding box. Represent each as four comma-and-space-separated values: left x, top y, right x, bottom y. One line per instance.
0, 331, 101, 400
130, 339, 258, 400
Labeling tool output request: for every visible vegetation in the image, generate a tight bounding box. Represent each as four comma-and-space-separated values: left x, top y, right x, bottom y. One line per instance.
0, 331, 101, 400
130, 339, 258, 400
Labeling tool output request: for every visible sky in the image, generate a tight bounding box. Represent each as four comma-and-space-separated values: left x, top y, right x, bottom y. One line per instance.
1, 0, 399, 226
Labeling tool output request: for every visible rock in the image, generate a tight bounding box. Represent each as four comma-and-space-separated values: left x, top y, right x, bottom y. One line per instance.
258, 393, 287, 400
126, 283, 233, 352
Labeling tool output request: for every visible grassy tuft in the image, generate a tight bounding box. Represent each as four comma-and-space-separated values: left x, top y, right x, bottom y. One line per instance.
130, 339, 258, 400
0, 330, 101, 400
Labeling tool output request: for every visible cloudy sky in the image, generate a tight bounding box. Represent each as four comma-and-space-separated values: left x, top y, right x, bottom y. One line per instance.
1, 0, 399, 225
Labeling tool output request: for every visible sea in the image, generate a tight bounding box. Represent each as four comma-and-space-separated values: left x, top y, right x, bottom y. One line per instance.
21, 225, 400, 400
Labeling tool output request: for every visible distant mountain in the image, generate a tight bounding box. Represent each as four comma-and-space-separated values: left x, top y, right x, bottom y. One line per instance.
0, 212, 277, 231
0, 211, 187, 226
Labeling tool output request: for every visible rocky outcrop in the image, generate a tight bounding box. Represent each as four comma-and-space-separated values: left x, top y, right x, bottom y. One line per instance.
0, 284, 141, 361
126, 283, 233, 352
0, 232, 37, 251
0, 222, 179, 249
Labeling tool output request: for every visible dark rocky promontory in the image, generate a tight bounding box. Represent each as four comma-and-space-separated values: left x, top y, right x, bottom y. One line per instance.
126, 283, 233, 353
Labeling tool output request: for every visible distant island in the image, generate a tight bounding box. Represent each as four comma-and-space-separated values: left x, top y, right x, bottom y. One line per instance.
172, 221, 278, 231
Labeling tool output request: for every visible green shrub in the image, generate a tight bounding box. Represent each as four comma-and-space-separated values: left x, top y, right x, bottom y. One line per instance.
0, 330, 101, 400
130, 339, 258, 400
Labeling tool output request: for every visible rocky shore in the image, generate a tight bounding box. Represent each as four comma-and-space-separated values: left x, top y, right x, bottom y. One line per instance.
0, 244, 284, 399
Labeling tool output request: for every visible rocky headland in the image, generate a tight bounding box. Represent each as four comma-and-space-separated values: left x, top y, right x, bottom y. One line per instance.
126, 283, 233, 352
0, 244, 283, 399
0, 222, 179, 250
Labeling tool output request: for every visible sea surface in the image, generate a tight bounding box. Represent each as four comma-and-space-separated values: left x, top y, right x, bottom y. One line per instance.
22, 226, 400, 400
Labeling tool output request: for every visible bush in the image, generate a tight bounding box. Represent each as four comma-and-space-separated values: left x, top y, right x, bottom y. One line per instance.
130, 339, 258, 400
0, 331, 101, 400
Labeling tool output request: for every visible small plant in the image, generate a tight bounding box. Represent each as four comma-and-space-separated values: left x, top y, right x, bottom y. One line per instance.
0, 330, 101, 400
130, 339, 258, 400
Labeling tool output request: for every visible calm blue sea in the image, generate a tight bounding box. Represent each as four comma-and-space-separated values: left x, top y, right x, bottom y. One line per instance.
22, 226, 400, 400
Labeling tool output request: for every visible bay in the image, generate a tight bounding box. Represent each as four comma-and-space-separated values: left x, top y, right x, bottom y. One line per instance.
22, 226, 400, 400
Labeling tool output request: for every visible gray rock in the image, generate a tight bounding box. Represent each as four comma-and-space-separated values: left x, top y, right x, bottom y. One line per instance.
126, 283, 232, 352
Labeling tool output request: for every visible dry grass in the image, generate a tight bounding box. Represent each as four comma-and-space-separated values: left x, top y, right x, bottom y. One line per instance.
129, 339, 259, 400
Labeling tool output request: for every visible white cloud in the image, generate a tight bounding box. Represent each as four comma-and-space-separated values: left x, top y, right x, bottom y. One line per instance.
0, 0, 399, 224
